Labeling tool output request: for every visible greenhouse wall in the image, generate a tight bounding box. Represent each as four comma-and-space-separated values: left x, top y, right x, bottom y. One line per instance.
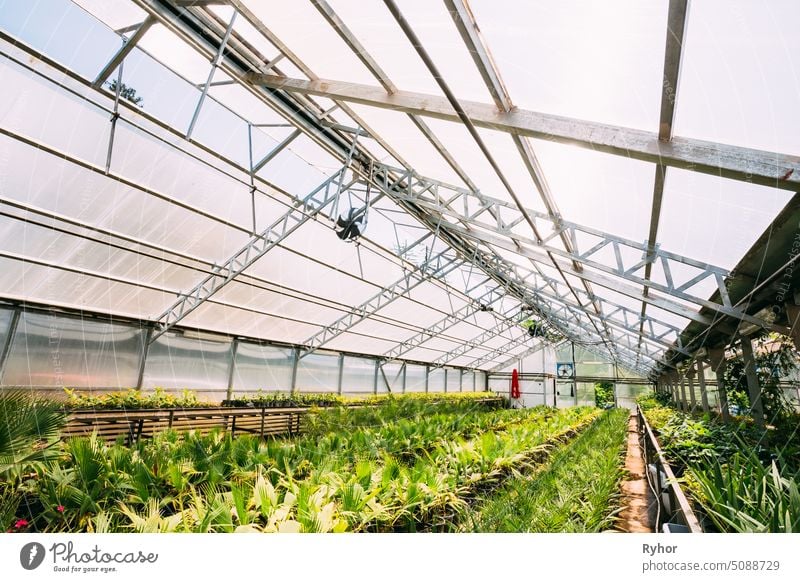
0, 304, 490, 400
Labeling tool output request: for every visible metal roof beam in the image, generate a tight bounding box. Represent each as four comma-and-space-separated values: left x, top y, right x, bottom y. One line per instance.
246, 73, 800, 192
93, 16, 155, 87
659, 0, 690, 141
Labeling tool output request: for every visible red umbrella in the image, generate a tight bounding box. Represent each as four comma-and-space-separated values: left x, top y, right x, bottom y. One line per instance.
511, 368, 521, 399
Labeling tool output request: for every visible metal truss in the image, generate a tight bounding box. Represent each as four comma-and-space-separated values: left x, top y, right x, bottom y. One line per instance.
486, 340, 550, 373
381, 276, 500, 360
328, 160, 692, 367
127, 0, 637, 370
367, 162, 789, 336
366, 161, 756, 368
151, 162, 357, 342
92, 0, 794, 374
300, 245, 464, 356
437, 0, 619, 368
478, 336, 548, 372
431, 317, 519, 368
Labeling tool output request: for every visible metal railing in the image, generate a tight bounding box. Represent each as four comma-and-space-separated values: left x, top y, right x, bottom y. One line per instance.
637, 405, 703, 533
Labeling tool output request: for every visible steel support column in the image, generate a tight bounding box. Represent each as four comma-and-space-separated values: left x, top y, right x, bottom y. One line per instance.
686, 365, 697, 412
739, 335, 765, 429
696, 359, 710, 413
679, 373, 688, 411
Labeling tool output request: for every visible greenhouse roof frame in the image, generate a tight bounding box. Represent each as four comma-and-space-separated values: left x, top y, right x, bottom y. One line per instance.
1, 0, 798, 378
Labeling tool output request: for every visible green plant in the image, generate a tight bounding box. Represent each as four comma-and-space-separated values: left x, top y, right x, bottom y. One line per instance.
0, 390, 67, 477
520, 318, 562, 343
107, 80, 143, 107
594, 381, 614, 408
464, 409, 629, 532
3, 403, 598, 533
722, 333, 798, 422
64, 387, 212, 410
688, 448, 800, 532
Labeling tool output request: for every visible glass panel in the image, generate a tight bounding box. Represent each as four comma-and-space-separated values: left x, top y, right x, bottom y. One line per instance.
405, 364, 427, 393
378, 362, 403, 395
469, 0, 666, 131
616, 383, 651, 410
658, 169, 792, 270
576, 382, 596, 407
72, 0, 146, 32
487, 374, 507, 393
141, 332, 231, 400
0, 0, 121, 80
341, 355, 375, 395
2, 311, 144, 389
0, 307, 13, 359
117, 46, 201, 131
0, 58, 111, 168
427, 367, 445, 394
296, 350, 339, 393
475, 371, 486, 392
674, 0, 800, 156
446, 368, 461, 393
525, 379, 550, 407
232, 342, 294, 393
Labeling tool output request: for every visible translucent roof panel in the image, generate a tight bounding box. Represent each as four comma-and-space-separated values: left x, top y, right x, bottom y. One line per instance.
3, 0, 797, 376
674, 0, 800, 156
318, 0, 447, 97
137, 24, 216, 85
658, 169, 793, 269
468, 0, 667, 131
530, 139, 656, 243
243, 1, 376, 85
345, 104, 465, 186
0, 58, 111, 168
375, 0, 494, 103
0, 0, 121, 80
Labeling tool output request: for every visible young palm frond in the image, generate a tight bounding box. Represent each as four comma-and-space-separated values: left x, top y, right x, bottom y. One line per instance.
0, 389, 67, 476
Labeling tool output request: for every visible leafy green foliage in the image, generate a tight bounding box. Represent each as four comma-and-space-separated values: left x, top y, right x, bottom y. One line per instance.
520, 318, 563, 343
594, 381, 615, 408
688, 448, 800, 532
106, 80, 143, 107
0, 390, 67, 476
465, 409, 629, 532
65, 388, 212, 410
722, 334, 798, 422
65, 388, 501, 410
637, 391, 800, 532
3, 402, 598, 533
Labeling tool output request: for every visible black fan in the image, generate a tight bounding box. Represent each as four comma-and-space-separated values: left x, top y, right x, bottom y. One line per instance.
334, 207, 366, 242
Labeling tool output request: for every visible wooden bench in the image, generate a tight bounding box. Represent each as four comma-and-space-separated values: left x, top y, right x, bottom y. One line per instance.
63, 406, 306, 445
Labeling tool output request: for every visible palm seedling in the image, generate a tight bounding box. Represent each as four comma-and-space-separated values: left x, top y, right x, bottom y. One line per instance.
0, 389, 67, 477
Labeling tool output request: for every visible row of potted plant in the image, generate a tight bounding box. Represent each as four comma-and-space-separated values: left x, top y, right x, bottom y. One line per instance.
2, 392, 598, 533
463, 408, 630, 532
61, 387, 501, 410
637, 393, 800, 532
